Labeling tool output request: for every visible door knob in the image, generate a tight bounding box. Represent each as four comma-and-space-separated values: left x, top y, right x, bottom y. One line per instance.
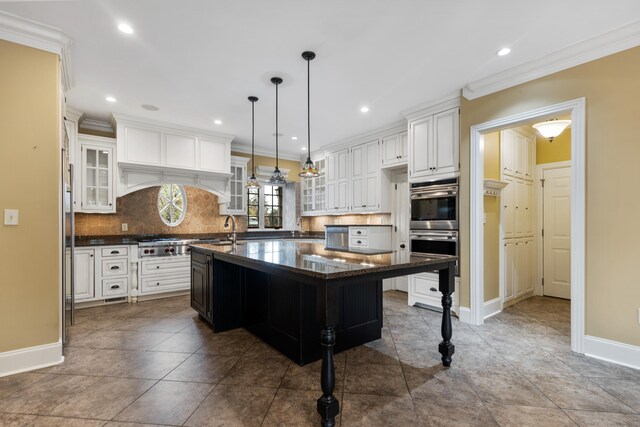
400, 244, 406, 249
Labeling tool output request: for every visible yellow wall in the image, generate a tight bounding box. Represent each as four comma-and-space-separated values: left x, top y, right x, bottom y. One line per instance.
232, 151, 301, 183
0, 40, 60, 352
536, 128, 571, 164
483, 132, 500, 301
460, 46, 640, 346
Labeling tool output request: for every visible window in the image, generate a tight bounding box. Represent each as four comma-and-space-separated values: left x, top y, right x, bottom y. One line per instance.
246, 185, 284, 229
158, 184, 186, 226
247, 187, 259, 228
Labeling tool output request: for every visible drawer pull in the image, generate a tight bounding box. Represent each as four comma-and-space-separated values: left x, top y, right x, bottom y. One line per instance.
357, 231, 362, 235
357, 240, 361, 244
110, 285, 120, 290
156, 282, 160, 286
110, 266, 120, 270
430, 287, 437, 292
156, 266, 160, 269
110, 250, 120, 254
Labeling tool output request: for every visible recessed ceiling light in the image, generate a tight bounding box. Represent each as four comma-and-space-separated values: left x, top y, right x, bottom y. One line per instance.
301, 147, 307, 151
291, 136, 298, 140
105, 96, 116, 103
214, 119, 222, 125
118, 23, 134, 34
141, 104, 159, 111
497, 47, 511, 56
360, 106, 369, 113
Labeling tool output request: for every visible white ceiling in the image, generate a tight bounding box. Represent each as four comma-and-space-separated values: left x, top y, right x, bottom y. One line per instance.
2, 1, 640, 157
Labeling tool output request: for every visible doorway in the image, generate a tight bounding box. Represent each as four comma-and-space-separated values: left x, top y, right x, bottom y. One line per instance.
469, 98, 586, 353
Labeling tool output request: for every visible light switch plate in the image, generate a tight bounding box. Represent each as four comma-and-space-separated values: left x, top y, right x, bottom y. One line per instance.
121, 223, 128, 232
4, 209, 19, 225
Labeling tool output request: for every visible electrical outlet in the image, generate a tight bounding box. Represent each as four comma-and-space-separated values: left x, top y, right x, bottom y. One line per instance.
121, 223, 128, 232
4, 209, 18, 225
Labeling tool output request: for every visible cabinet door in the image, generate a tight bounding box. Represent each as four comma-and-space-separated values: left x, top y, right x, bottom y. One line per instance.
524, 240, 534, 293
525, 135, 535, 181
81, 144, 114, 212
74, 249, 95, 301
514, 179, 526, 238
514, 133, 526, 179
523, 180, 534, 236
515, 240, 525, 297
314, 158, 326, 212
503, 241, 515, 302
381, 134, 399, 166
399, 131, 408, 161
350, 144, 365, 210
503, 176, 515, 239
409, 115, 433, 179
501, 129, 515, 177
336, 149, 349, 211
191, 259, 208, 317
326, 153, 337, 210
225, 163, 246, 214
433, 108, 459, 175
364, 140, 380, 209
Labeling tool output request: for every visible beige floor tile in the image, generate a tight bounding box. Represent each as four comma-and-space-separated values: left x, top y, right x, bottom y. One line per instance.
31, 416, 107, 426
557, 352, 640, 379
114, 380, 213, 425
593, 377, 640, 412
465, 370, 555, 408
526, 373, 636, 413
164, 353, 240, 383
452, 344, 516, 373
108, 317, 192, 333
394, 341, 442, 369
344, 363, 408, 396
281, 354, 346, 392
486, 404, 576, 426
413, 398, 497, 426
184, 384, 277, 427
565, 410, 640, 427
197, 329, 256, 356
149, 331, 209, 353
262, 388, 324, 427
345, 329, 399, 365
341, 392, 417, 427
49, 377, 156, 420
403, 365, 480, 404
220, 356, 290, 387
104, 422, 168, 427
0, 372, 52, 399
68, 330, 174, 351
0, 413, 39, 426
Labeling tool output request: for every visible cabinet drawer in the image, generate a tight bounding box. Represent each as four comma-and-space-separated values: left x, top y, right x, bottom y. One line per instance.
350, 227, 368, 237
411, 273, 441, 300
101, 258, 129, 277
350, 237, 368, 248
101, 246, 129, 258
141, 275, 190, 293
102, 277, 128, 297
141, 257, 190, 276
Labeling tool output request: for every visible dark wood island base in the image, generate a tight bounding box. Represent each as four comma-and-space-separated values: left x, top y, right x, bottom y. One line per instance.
190, 241, 457, 427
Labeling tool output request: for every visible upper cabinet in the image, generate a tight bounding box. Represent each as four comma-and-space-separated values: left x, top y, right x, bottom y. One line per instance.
381, 131, 408, 167
501, 128, 535, 181
350, 139, 380, 212
77, 135, 116, 213
408, 107, 459, 182
219, 156, 249, 215
326, 148, 350, 213
301, 157, 326, 216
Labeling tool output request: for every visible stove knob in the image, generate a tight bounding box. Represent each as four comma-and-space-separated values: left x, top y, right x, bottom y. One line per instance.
186, 247, 191, 252
164, 248, 170, 253
144, 249, 149, 254
170, 248, 175, 253
150, 249, 155, 254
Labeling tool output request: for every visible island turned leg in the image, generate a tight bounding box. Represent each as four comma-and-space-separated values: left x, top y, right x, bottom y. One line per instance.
438, 262, 456, 367
317, 325, 339, 427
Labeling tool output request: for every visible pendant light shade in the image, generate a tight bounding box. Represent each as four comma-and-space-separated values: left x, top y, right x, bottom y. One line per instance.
532, 118, 571, 142
270, 77, 287, 185
299, 51, 319, 178
246, 96, 260, 188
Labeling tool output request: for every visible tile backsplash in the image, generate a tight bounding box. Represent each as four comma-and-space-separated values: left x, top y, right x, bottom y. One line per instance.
75, 186, 247, 236
304, 214, 392, 232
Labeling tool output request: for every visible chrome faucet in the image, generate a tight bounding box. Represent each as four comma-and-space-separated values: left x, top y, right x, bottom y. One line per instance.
224, 215, 237, 248
294, 217, 303, 238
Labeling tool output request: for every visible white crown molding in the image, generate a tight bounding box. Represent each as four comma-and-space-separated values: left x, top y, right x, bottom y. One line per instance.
111, 113, 235, 142
80, 118, 114, 134
231, 143, 303, 162
402, 91, 461, 120
65, 106, 83, 123
0, 10, 73, 92
463, 19, 640, 100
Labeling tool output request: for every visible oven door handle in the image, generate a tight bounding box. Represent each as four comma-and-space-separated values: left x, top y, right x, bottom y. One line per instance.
411, 190, 458, 200
410, 235, 457, 242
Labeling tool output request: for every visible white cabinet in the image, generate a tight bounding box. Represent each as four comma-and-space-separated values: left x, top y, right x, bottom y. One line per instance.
503, 239, 534, 303
73, 248, 95, 301
140, 256, 191, 295
301, 157, 326, 216
326, 148, 349, 212
409, 107, 459, 181
501, 128, 535, 181
348, 226, 392, 250
78, 136, 116, 213
381, 131, 408, 167
220, 156, 249, 215
408, 272, 460, 313
350, 140, 379, 212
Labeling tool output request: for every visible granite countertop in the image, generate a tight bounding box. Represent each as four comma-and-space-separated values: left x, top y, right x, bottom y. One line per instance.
74, 231, 324, 247
324, 224, 392, 227
191, 240, 457, 280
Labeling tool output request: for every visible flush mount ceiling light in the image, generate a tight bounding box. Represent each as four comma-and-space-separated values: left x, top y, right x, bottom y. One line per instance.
360, 106, 370, 113
105, 96, 116, 103
497, 47, 511, 56
117, 23, 134, 34
299, 51, 319, 178
214, 119, 222, 125
270, 77, 286, 185
246, 96, 260, 189
291, 136, 298, 140
532, 118, 571, 142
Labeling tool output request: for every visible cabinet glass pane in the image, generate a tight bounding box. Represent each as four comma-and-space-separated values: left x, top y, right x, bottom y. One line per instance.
86, 168, 96, 187
86, 149, 96, 167
98, 150, 109, 168
87, 187, 96, 205
98, 188, 108, 206
98, 169, 108, 187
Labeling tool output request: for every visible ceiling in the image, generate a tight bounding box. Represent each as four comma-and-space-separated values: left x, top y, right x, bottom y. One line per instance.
2, 1, 640, 158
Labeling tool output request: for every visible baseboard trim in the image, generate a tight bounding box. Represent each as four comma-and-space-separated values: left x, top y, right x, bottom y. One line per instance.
484, 297, 502, 319
584, 335, 640, 370
458, 306, 471, 324
0, 340, 64, 378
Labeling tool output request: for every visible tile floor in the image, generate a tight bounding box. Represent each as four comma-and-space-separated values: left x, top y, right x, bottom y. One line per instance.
1, 292, 640, 426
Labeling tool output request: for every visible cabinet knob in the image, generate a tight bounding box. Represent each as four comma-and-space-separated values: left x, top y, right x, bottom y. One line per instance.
357, 231, 362, 235
156, 266, 160, 269
430, 287, 437, 292
400, 244, 406, 249
357, 240, 361, 244
156, 282, 160, 286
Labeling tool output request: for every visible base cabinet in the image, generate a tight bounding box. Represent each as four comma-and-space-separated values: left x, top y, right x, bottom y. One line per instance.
191, 251, 213, 323
73, 248, 95, 301
503, 238, 534, 304
408, 272, 460, 313
140, 257, 190, 295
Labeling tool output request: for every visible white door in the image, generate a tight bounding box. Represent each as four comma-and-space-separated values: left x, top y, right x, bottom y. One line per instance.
543, 166, 572, 299
393, 171, 409, 292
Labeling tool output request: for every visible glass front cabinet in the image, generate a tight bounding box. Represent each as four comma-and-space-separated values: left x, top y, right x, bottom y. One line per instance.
301, 157, 326, 216
78, 135, 116, 213
220, 156, 249, 215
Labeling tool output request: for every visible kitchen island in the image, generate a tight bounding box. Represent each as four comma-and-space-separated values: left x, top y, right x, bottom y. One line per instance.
190, 240, 457, 427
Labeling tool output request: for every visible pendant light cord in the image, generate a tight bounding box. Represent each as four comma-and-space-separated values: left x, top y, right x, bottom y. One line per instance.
307, 57, 311, 156
275, 81, 279, 170
251, 99, 255, 176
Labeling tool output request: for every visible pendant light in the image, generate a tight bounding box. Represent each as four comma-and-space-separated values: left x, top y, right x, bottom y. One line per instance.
299, 51, 319, 178
269, 77, 286, 184
246, 96, 260, 188
532, 118, 571, 142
